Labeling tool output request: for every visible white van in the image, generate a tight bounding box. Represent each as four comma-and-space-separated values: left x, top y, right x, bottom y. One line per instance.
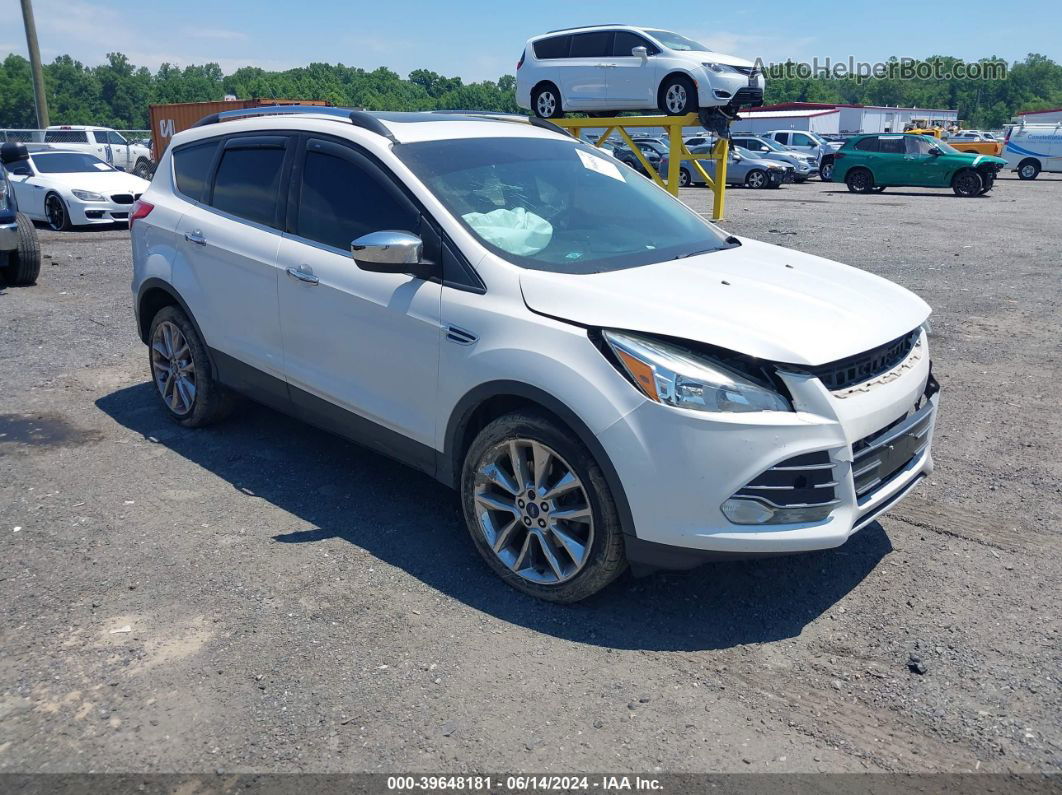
1002, 123, 1062, 179
43, 126, 154, 178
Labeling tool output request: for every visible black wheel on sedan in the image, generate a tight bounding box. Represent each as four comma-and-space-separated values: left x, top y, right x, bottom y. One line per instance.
44, 193, 72, 231
951, 169, 983, 197
461, 410, 627, 603
147, 306, 235, 428
532, 83, 564, 119
845, 168, 874, 193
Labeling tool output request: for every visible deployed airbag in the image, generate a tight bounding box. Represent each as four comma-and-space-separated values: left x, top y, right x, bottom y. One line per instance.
462, 207, 553, 256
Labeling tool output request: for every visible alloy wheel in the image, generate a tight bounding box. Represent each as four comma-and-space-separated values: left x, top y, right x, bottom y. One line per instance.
746, 170, 767, 189
665, 84, 687, 114
45, 195, 67, 231
679, 168, 691, 187
151, 320, 197, 416
473, 439, 594, 585
1020, 163, 1037, 179
536, 91, 557, 118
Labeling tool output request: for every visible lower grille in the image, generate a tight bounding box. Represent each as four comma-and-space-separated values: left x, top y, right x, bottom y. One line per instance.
852, 402, 934, 501
734, 450, 838, 509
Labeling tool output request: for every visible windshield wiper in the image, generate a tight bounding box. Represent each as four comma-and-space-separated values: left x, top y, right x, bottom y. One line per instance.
674, 236, 741, 259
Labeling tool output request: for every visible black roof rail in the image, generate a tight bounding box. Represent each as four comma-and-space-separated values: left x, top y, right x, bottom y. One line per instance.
347, 110, 398, 143
192, 105, 353, 127
545, 24, 627, 33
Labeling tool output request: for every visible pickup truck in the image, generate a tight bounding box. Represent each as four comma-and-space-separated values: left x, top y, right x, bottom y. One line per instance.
944, 130, 1004, 157
43, 126, 155, 178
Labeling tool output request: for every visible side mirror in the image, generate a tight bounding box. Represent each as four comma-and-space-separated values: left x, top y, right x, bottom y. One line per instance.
928, 148, 941, 156
351, 230, 434, 278
0, 141, 28, 165
631, 46, 648, 60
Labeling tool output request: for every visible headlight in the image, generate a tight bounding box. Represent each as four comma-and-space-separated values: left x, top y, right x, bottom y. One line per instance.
602, 330, 791, 413
702, 62, 740, 74
72, 189, 106, 202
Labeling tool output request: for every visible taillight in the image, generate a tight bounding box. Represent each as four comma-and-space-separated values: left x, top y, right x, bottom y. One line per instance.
130, 199, 154, 226
517, 52, 525, 70
834, 152, 845, 159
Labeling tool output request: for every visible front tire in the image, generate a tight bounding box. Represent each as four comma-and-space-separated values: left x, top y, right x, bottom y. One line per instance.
952, 169, 983, 197
45, 193, 72, 231
659, 75, 696, 116
745, 169, 768, 189
1, 213, 41, 285
1017, 159, 1040, 180
845, 168, 874, 193
532, 84, 564, 119
147, 306, 235, 428
461, 411, 627, 603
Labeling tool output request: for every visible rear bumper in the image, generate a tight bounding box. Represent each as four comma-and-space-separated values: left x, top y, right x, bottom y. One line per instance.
0, 221, 18, 251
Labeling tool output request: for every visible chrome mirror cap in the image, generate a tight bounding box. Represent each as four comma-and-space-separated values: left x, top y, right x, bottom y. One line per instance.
351, 230, 423, 266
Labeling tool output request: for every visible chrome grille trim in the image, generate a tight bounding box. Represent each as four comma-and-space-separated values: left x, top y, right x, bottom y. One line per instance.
852, 401, 935, 502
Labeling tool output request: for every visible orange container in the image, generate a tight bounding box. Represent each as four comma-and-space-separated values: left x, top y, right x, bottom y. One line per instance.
147, 99, 330, 160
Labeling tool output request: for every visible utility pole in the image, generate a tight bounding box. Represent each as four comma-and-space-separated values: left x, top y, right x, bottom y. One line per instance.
20, 0, 50, 129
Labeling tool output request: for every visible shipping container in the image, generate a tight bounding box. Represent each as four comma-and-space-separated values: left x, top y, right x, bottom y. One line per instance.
147, 99, 330, 161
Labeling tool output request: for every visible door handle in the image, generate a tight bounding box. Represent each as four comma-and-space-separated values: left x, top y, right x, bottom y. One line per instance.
184, 230, 206, 245
286, 265, 319, 285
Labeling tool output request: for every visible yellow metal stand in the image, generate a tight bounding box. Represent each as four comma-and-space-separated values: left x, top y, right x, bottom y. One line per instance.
549, 113, 729, 220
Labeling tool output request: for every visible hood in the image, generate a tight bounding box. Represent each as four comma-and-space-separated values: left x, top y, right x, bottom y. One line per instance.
698, 52, 757, 69
39, 170, 150, 195
518, 237, 930, 367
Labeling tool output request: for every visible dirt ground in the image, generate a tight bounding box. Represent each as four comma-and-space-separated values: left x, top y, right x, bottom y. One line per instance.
1, 174, 1059, 775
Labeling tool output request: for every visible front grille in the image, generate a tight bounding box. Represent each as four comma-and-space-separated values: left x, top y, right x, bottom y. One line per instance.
734, 450, 838, 509
110, 193, 135, 204
806, 329, 921, 392
852, 403, 934, 501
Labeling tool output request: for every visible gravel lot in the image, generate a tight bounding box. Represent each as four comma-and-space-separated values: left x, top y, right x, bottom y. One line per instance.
1, 175, 1059, 775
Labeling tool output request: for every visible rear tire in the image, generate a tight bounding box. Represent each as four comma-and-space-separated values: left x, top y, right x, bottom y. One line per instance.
1017, 159, 1040, 180
461, 410, 627, 603
532, 84, 564, 119
678, 167, 692, 187
952, 169, 983, 197
819, 158, 834, 181
659, 75, 696, 116
147, 306, 235, 428
845, 168, 874, 193
2, 213, 41, 286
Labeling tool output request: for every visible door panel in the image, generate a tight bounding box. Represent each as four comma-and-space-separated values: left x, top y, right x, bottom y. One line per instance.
559, 31, 612, 107
603, 31, 655, 107
171, 135, 293, 380
277, 138, 441, 449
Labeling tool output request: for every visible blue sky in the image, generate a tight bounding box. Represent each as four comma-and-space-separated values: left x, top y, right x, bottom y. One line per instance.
1, 0, 1059, 82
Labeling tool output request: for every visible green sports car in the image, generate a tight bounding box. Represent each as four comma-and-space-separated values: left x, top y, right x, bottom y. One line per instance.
830, 133, 1006, 197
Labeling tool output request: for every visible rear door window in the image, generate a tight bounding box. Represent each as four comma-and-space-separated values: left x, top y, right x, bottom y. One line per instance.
44, 130, 89, 144
854, 137, 880, 152
570, 31, 613, 58
295, 139, 418, 251
173, 140, 219, 202
878, 136, 906, 154
533, 35, 571, 59
773, 133, 790, 145
210, 138, 288, 227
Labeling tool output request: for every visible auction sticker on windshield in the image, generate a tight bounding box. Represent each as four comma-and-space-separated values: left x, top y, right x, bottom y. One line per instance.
576, 148, 624, 181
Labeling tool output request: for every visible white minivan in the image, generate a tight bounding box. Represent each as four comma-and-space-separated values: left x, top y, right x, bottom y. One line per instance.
130, 106, 938, 603
1002, 123, 1062, 179
515, 25, 764, 127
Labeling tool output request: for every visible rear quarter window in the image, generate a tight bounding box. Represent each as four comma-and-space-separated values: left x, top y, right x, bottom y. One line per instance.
533, 35, 571, 59
172, 141, 219, 202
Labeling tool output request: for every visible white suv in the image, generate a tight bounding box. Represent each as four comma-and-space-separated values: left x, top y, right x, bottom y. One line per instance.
516, 26, 764, 125
130, 107, 939, 603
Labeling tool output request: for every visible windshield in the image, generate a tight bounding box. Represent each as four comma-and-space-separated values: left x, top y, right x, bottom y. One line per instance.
643, 29, 710, 52
930, 139, 962, 155
31, 152, 115, 174
753, 137, 787, 153
395, 137, 733, 274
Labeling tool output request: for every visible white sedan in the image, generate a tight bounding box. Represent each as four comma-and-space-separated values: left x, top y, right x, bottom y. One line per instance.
5, 148, 151, 230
